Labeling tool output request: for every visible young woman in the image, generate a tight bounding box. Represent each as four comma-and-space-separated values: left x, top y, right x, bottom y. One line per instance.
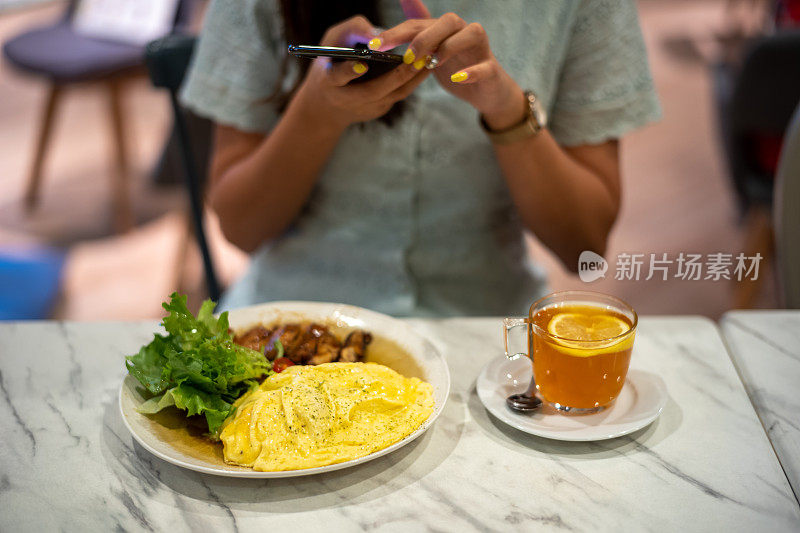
180, 0, 660, 316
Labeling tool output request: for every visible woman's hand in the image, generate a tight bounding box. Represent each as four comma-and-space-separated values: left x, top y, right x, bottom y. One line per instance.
369, 1, 526, 130
292, 15, 429, 129
364, 1, 621, 268
209, 14, 430, 251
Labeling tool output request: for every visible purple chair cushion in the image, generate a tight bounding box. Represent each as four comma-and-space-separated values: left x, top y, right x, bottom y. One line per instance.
3, 21, 144, 82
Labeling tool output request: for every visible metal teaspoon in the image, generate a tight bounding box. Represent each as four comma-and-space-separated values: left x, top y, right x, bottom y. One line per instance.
506, 375, 542, 412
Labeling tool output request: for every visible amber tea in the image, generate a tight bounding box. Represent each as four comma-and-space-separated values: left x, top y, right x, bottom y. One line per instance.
529, 303, 635, 411
504, 291, 638, 414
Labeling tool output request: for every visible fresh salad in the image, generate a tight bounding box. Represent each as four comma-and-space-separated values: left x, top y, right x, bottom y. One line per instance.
125, 293, 272, 438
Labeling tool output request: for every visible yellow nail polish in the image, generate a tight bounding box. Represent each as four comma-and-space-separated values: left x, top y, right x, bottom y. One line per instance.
353, 62, 367, 74
368, 37, 381, 50
413, 58, 426, 70
451, 70, 468, 83
403, 48, 415, 64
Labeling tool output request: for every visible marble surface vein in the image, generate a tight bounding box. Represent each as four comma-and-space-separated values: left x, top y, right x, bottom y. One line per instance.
0, 317, 798, 532
721, 311, 800, 505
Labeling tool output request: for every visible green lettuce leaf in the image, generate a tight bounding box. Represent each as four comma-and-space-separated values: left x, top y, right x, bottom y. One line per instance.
126, 293, 270, 438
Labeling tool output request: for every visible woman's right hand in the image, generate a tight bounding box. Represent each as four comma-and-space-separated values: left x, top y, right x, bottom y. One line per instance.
292, 16, 429, 128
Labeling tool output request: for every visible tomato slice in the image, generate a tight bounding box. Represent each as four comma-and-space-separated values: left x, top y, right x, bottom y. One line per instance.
272, 357, 295, 373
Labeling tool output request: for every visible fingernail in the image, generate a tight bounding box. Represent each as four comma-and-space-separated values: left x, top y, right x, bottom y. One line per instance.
413, 57, 426, 70
353, 62, 368, 74
403, 48, 415, 64
368, 37, 381, 50
450, 70, 468, 83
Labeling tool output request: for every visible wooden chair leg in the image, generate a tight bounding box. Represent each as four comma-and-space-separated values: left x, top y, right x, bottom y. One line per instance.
733, 206, 773, 309
107, 78, 133, 233
25, 83, 62, 211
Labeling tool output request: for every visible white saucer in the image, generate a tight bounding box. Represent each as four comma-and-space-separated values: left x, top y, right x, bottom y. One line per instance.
476, 354, 667, 441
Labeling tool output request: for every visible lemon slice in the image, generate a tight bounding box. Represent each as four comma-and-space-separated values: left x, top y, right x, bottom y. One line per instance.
547, 312, 631, 355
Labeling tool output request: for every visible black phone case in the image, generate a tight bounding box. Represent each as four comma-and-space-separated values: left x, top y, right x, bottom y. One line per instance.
288, 43, 403, 83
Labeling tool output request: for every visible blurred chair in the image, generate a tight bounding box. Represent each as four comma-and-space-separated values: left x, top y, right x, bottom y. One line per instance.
714, 29, 800, 307
0, 246, 65, 320
774, 102, 800, 308
2, 0, 196, 232
144, 34, 220, 302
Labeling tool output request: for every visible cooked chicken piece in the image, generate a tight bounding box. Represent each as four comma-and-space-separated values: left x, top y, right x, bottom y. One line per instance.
293, 336, 318, 364
263, 324, 305, 361
339, 330, 372, 363
308, 323, 328, 338
238, 322, 372, 365
309, 328, 342, 365
291, 323, 333, 364
233, 326, 273, 353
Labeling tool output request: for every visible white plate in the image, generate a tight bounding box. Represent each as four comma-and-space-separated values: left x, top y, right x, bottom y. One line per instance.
119, 301, 450, 478
476, 354, 667, 441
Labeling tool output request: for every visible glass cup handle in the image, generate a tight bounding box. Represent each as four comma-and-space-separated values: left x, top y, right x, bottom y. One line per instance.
503, 317, 531, 360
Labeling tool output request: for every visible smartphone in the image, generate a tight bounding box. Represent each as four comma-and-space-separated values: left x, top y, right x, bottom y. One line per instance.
288, 43, 403, 82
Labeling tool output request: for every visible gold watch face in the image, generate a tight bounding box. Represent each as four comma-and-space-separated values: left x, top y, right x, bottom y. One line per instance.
533, 104, 547, 129
527, 92, 547, 129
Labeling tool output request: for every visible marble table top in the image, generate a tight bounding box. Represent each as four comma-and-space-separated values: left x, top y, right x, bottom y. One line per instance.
1, 317, 799, 532
721, 310, 800, 504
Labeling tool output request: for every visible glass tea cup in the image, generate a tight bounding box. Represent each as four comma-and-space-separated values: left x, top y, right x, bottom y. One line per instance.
503, 291, 638, 414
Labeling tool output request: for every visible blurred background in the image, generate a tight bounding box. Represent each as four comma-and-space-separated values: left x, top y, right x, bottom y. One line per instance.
0, 0, 798, 320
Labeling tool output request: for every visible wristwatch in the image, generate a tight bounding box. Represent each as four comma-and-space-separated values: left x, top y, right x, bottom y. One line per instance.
479, 90, 547, 145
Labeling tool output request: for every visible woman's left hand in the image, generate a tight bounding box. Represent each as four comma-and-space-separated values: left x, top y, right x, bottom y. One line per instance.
370, 0, 527, 129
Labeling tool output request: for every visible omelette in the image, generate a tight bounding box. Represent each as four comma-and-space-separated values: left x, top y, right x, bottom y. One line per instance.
219, 362, 434, 471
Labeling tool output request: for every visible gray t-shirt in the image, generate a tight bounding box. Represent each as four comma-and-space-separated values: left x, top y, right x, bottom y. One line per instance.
181, 0, 660, 317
